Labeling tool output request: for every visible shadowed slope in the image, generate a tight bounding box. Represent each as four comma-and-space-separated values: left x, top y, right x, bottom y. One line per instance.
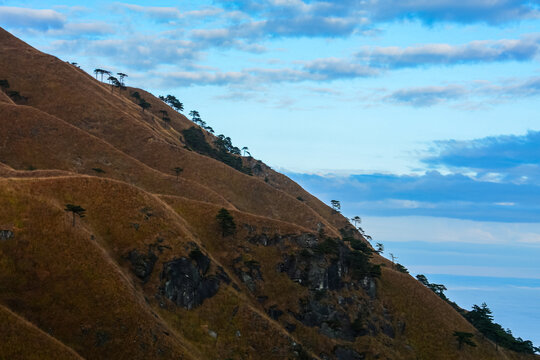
0, 304, 84, 360
0, 175, 314, 359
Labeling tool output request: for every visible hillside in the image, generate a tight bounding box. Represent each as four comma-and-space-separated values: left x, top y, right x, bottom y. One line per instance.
0, 27, 537, 360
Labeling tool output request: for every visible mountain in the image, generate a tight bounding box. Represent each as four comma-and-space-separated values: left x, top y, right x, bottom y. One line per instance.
0, 27, 537, 360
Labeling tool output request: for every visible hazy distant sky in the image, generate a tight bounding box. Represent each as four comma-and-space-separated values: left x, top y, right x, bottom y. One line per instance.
1, 0, 539, 347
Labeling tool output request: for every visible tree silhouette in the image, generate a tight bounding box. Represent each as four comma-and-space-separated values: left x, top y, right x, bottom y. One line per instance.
131, 91, 141, 102
330, 200, 341, 213
107, 76, 120, 93
139, 100, 151, 112
453, 331, 476, 349
102, 70, 111, 82
351, 216, 361, 228
375, 242, 384, 254
241, 146, 250, 156
159, 95, 184, 112
389, 253, 397, 266
173, 167, 183, 181
189, 110, 201, 125
117, 72, 128, 86
216, 208, 236, 237
416, 274, 429, 286
65, 204, 86, 227
93, 68, 102, 79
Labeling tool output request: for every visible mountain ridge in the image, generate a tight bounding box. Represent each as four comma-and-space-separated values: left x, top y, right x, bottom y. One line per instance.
0, 27, 537, 359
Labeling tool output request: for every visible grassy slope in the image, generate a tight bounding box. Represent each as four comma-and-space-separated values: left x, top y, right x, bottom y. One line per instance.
0, 102, 231, 206
0, 26, 537, 359
0, 304, 83, 360
0, 90, 13, 104
0, 175, 311, 359
0, 27, 338, 235
0, 177, 199, 360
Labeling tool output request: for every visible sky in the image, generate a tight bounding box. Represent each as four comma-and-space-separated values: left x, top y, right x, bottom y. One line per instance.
1, 0, 539, 348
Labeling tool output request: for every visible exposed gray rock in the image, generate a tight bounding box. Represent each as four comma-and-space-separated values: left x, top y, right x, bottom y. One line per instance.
232, 257, 262, 293
189, 249, 210, 275
128, 249, 157, 282
247, 232, 318, 248
278, 253, 330, 290
333, 346, 365, 360
360, 276, 377, 298
159, 257, 223, 310
0, 230, 13, 240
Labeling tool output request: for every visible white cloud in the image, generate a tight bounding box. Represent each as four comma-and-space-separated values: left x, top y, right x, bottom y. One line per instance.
362, 216, 540, 245
0, 6, 65, 30
409, 265, 540, 279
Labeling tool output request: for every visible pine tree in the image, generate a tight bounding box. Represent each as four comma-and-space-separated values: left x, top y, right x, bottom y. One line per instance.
216, 208, 236, 237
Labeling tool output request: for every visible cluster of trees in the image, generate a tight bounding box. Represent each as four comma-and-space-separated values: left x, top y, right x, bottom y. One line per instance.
415, 275, 538, 354
188, 110, 214, 133
181, 127, 252, 175
159, 95, 183, 113
416, 274, 449, 300
130, 91, 151, 112
93, 69, 128, 93
158, 95, 253, 161
320, 235, 381, 279
464, 303, 539, 354
215, 134, 241, 155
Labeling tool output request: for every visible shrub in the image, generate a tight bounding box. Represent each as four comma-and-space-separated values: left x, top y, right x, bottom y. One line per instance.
395, 263, 409, 274
314, 238, 340, 256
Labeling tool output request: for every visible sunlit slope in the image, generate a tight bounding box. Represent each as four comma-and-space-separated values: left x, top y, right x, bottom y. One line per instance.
0, 27, 338, 234
0, 102, 231, 206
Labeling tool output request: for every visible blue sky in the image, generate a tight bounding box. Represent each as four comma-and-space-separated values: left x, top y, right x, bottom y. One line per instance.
1, 0, 539, 347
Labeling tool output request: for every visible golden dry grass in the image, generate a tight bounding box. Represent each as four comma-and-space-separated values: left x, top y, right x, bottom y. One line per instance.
0, 26, 342, 234
0, 304, 83, 360
0, 90, 13, 104
0, 26, 538, 360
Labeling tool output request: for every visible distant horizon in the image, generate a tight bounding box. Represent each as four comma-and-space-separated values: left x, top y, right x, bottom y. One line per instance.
1, 0, 539, 349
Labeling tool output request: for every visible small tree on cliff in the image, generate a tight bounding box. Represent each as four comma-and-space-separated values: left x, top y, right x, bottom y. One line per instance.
330, 199, 341, 213
65, 204, 86, 227
216, 208, 236, 237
